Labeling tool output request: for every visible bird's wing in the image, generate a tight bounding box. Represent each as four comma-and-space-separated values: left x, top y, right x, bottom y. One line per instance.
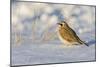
70, 28, 85, 44
59, 28, 74, 42
62, 27, 82, 43
68, 28, 84, 43
68, 28, 89, 46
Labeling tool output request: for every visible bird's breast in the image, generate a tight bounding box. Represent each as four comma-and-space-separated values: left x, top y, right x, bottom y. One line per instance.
57, 29, 71, 45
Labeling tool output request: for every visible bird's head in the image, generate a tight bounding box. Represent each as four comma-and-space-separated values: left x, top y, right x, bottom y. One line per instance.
57, 21, 69, 28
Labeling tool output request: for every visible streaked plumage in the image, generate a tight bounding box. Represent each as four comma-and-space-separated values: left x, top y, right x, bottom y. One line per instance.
57, 21, 88, 46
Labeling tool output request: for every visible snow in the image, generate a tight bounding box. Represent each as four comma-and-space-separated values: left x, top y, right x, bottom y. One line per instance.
11, 1, 96, 66
11, 42, 95, 66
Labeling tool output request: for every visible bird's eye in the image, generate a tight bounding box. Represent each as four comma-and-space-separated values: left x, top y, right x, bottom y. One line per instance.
62, 23, 65, 26
60, 24, 63, 26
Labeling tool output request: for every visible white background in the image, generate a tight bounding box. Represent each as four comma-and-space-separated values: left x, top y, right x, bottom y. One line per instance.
0, 0, 98, 67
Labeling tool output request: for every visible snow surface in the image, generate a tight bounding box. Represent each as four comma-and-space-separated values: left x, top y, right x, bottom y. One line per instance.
11, 41, 95, 66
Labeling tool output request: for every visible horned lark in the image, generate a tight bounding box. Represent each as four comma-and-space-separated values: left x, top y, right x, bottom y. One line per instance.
57, 21, 88, 46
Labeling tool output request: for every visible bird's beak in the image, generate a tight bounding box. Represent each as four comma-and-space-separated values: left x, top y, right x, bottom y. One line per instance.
57, 23, 62, 25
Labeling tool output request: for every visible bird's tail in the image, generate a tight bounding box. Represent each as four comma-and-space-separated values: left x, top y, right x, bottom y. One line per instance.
80, 40, 89, 47
76, 37, 89, 46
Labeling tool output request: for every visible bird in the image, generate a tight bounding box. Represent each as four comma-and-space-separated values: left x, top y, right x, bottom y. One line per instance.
57, 21, 88, 46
